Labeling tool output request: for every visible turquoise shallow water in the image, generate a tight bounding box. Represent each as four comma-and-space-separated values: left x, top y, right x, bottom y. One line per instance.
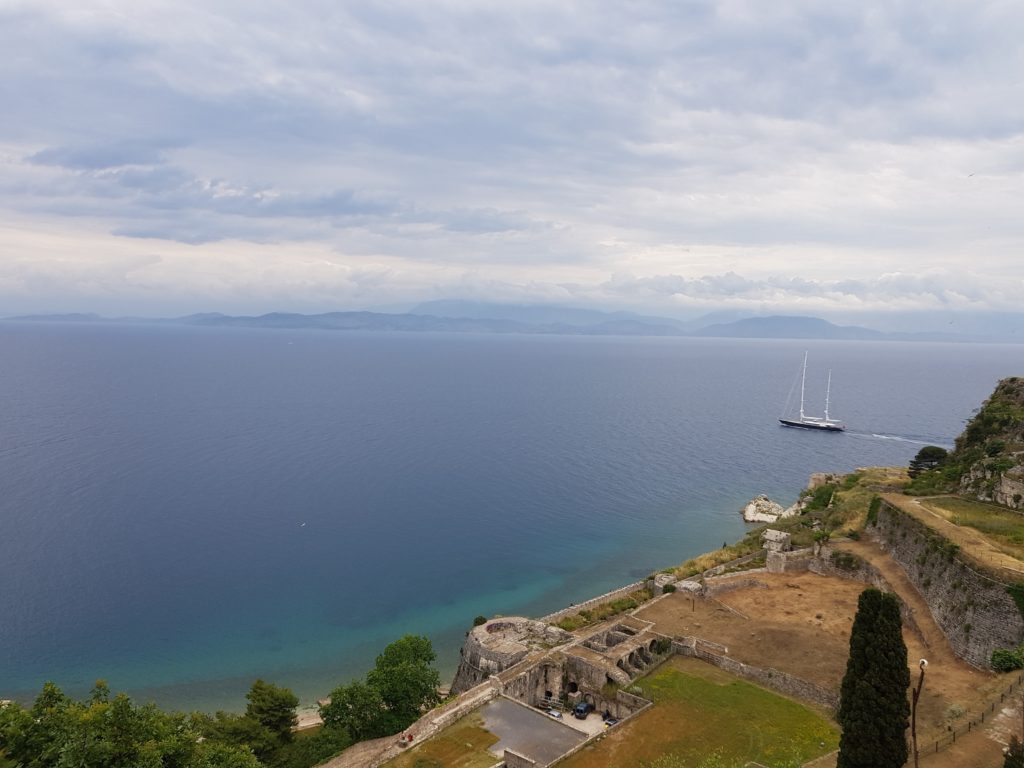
1, 324, 1020, 711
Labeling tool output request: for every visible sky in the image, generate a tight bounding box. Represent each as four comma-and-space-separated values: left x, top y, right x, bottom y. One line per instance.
1, 1, 1023, 320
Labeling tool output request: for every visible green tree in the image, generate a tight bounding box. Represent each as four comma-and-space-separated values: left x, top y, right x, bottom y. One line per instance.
245, 679, 298, 744
366, 635, 441, 728
0, 682, 261, 768
908, 446, 948, 478
1007, 734, 1024, 768
319, 681, 386, 741
837, 588, 910, 768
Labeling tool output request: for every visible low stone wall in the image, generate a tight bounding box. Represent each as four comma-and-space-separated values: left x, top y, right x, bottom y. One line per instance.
766, 547, 814, 574
674, 635, 838, 711
702, 574, 769, 598
505, 749, 537, 768
701, 551, 765, 578
539, 581, 646, 624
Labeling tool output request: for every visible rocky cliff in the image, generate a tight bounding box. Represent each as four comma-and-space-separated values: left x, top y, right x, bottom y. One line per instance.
951, 377, 1024, 509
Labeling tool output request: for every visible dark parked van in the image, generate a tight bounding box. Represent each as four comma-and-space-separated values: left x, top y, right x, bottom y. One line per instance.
572, 701, 594, 719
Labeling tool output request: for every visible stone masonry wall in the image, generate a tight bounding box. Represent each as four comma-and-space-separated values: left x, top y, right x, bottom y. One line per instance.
872, 500, 1024, 668
538, 581, 646, 624
673, 636, 838, 711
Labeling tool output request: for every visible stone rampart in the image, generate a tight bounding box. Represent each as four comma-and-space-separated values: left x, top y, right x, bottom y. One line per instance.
539, 581, 646, 624
871, 499, 1024, 668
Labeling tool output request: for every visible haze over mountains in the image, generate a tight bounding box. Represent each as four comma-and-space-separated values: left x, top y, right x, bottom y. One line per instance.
6, 301, 1022, 343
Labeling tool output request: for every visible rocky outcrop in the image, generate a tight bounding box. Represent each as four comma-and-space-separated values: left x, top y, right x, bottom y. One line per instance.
949, 377, 1024, 509
742, 494, 793, 523
960, 461, 1024, 510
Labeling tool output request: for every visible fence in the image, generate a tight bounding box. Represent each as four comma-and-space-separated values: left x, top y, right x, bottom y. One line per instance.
919, 671, 1024, 757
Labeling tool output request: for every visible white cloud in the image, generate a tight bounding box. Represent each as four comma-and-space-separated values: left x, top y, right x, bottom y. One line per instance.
1, 1, 1023, 316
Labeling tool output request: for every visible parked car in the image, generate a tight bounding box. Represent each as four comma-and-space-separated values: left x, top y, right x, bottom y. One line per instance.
572, 701, 594, 719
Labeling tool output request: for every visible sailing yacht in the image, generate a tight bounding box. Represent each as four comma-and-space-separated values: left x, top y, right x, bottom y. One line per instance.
779, 352, 845, 432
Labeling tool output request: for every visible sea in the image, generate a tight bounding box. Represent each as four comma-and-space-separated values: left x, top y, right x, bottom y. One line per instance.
1, 323, 1021, 713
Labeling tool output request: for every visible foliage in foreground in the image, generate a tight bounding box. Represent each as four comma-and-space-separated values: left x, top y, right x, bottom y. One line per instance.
0, 675, 364, 768
320, 635, 441, 741
837, 588, 910, 768
0, 680, 263, 768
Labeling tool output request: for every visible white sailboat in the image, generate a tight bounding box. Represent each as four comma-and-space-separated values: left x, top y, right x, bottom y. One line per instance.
779, 352, 845, 432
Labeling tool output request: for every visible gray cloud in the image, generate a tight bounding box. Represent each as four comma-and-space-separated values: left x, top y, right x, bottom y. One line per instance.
0, 1, 1023, 315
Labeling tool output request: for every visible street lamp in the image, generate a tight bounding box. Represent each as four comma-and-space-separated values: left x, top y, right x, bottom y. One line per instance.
911, 659, 928, 768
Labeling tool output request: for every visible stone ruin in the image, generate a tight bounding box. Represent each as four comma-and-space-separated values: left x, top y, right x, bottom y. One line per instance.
451, 618, 572, 694
451, 614, 672, 720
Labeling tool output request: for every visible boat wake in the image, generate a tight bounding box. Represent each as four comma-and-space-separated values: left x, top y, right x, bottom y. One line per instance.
846, 431, 953, 449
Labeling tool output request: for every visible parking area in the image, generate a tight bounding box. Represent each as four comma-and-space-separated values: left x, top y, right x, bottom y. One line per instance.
479, 697, 587, 764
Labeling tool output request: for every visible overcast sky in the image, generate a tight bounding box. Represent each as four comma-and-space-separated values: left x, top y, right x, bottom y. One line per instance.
1, 0, 1022, 319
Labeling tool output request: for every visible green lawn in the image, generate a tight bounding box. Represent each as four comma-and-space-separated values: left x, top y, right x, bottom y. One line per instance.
558, 658, 838, 768
926, 496, 1024, 559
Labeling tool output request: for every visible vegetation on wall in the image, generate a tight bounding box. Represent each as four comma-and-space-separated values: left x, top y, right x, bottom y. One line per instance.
555, 589, 654, 631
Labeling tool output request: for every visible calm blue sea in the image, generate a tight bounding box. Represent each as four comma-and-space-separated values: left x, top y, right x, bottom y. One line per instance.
1, 324, 1021, 712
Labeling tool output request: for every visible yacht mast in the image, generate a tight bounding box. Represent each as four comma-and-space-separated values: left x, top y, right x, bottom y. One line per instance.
799, 351, 807, 420
824, 369, 833, 423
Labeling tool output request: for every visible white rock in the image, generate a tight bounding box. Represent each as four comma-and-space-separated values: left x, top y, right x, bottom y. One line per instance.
742, 494, 786, 523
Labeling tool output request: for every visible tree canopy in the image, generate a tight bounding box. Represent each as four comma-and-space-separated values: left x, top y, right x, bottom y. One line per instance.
907, 445, 948, 479
320, 634, 441, 739
0, 680, 262, 768
245, 680, 299, 744
837, 588, 910, 768
0, 678, 348, 768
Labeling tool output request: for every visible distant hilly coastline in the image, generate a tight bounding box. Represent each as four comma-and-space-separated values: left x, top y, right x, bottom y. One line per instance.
0, 303, 1000, 343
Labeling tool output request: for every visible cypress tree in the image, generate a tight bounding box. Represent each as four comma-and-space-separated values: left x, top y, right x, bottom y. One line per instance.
837, 588, 910, 768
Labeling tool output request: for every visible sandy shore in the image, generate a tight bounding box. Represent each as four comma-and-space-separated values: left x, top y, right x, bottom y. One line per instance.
295, 706, 323, 730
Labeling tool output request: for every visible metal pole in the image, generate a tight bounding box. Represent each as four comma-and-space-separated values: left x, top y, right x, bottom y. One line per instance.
912, 659, 927, 768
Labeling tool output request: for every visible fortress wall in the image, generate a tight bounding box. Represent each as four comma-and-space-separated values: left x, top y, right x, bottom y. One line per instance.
871, 500, 1024, 668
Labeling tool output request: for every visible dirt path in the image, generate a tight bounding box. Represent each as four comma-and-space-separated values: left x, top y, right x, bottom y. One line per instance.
882, 494, 1024, 578
835, 536, 1011, 766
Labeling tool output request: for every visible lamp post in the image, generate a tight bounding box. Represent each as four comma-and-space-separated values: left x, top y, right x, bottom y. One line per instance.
911, 659, 928, 768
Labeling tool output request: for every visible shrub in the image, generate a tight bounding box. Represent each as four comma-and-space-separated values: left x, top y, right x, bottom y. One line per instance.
992, 648, 1024, 672
662, 584, 677, 593
472, 615, 487, 626
866, 496, 881, 526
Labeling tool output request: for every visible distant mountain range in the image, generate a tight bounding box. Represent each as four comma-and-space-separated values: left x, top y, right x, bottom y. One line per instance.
0, 303, 1001, 343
